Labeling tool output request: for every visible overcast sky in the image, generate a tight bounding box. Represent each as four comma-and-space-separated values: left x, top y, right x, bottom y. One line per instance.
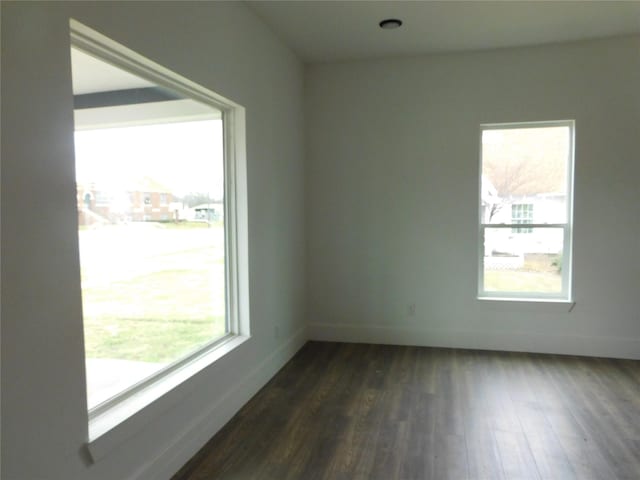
74, 119, 224, 199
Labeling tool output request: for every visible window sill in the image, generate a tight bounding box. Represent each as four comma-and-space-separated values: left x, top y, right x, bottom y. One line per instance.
476, 297, 575, 313
86, 334, 250, 463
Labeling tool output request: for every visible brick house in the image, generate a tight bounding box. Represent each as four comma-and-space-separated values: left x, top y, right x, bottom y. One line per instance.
77, 176, 174, 225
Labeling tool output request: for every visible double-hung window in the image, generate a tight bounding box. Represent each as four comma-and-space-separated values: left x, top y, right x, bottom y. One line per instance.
479, 121, 574, 300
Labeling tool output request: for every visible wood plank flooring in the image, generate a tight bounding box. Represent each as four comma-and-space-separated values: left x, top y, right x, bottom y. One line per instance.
171, 342, 640, 480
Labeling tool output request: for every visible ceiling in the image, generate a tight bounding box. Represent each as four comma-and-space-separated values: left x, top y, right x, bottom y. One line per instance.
70, 48, 220, 130
247, 1, 640, 63
71, 48, 154, 95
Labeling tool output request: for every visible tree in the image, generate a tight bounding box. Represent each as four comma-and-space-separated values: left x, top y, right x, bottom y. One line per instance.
177, 192, 220, 208
482, 127, 568, 222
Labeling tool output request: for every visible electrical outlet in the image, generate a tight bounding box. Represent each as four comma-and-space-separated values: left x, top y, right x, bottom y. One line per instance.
408, 304, 416, 316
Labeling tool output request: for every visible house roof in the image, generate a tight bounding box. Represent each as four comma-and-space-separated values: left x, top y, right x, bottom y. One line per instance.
133, 176, 173, 194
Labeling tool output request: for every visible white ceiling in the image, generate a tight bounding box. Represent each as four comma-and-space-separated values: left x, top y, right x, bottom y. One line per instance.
70, 48, 221, 128
247, 1, 640, 63
71, 48, 154, 95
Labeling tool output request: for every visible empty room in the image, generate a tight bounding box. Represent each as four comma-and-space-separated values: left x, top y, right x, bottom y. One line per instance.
1, 1, 639, 479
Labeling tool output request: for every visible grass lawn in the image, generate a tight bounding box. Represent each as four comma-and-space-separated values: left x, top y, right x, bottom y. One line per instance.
83, 315, 225, 363
80, 222, 226, 364
484, 270, 561, 293
484, 253, 562, 293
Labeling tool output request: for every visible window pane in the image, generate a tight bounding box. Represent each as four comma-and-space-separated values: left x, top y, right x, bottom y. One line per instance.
483, 227, 564, 294
511, 203, 533, 233
481, 126, 570, 224
71, 48, 226, 409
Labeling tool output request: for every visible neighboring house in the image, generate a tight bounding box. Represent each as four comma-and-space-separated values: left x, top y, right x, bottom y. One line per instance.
77, 184, 124, 226
193, 202, 224, 222
484, 192, 565, 257
128, 177, 174, 222
482, 175, 565, 261
77, 176, 174, 225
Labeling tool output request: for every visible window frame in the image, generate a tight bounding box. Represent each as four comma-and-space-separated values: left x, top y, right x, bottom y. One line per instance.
70, 19, 250, 451
477, 120, 575, 301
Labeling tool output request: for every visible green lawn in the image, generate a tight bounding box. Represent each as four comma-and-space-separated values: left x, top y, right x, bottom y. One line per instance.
83, 315, 225, 363
157, 220, 224, 229
80, 222, 226, 364
484, 270, 561, 293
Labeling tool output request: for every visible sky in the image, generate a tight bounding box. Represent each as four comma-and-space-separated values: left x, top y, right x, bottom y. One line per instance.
74, 119, 224, 200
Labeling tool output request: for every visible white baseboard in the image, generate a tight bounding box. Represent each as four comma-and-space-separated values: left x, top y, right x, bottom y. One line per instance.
308, 323, 640, 360
134, 326, 308, 480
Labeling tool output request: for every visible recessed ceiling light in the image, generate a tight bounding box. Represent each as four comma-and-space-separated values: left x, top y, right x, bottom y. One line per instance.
379, 18, 403, 30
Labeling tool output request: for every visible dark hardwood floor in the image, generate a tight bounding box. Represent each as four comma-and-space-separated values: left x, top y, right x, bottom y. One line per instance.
172, 342, 640, 480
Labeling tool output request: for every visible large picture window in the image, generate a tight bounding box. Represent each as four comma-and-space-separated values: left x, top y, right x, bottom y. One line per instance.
70, 20, 249, 436
479, 121, 574, 300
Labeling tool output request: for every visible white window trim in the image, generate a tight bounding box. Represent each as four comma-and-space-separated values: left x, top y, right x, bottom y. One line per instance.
477, 120, 575, 302
70, 19, 250, 459
476, 296, 576, 314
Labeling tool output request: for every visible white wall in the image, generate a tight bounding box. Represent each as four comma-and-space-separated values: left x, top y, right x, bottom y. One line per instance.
305, 36, 640, 359
2, 5, 638, 478
1, 2, 305, 479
